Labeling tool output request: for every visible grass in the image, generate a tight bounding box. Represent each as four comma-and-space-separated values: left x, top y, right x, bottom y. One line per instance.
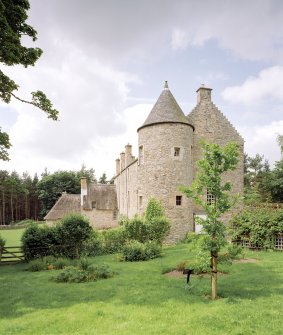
0, 243, 282, 334
0, 228, 25, 246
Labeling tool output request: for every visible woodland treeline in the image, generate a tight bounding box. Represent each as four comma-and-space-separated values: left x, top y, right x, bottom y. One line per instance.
0, 151, 282, 225
0, 167, 113, 225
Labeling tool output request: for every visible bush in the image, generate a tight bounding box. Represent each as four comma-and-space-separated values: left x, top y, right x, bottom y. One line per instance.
83, 230, 103, 256
21, 223, 58, 261
144, 198, 165, 222
100, 228, 127, 254
148, 216, 170, 244
124, 217, 149, 243
54, 266, 89, 283
26, 259, 47, 272
121, 240, 162, 262
56, 214, 92, 258
53, 263, 115, 283
230, 207, 283, 249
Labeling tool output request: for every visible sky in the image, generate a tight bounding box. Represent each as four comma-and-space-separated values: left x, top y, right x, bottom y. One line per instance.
1, 0, 283, 180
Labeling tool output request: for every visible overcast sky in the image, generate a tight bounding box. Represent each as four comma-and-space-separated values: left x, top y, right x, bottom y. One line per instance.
1, 0, 283, 179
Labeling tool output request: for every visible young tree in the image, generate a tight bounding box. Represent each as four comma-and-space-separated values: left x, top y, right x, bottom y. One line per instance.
181, 142, 239, 300
0, 0, 59, 160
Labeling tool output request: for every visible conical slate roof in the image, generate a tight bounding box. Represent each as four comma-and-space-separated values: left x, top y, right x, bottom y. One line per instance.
138, 81, 192, 131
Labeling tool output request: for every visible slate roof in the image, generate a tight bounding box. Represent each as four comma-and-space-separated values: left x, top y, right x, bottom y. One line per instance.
138, 81, 193, 131
44, 193, 80, 221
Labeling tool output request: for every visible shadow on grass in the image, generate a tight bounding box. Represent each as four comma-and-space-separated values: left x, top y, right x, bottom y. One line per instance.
0, 250, 282, 320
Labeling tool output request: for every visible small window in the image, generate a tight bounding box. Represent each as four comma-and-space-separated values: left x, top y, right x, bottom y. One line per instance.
92, 201, 96, 209
174, 147, 180, 157
176, 195, 182, 206
139, 145, 144, 164
139, 196, 143, 208
113, 211, 118, 220
206, 189, 215, 206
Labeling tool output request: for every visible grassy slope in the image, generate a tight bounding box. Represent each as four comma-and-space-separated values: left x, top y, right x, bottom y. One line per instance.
0, 244, 282, 335
0, 228, 25, 246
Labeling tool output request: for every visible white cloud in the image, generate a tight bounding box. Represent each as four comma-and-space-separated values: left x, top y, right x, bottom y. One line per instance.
221, 66, 283, 105
239, 120, 283, 165
171, 28, 189, 51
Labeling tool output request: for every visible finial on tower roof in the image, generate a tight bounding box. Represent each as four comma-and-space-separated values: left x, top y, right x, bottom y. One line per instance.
164, 81, 169, 89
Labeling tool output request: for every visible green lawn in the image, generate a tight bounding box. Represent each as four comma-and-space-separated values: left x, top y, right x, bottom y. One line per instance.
0, 228, 25, 246
0, 244, 282, 335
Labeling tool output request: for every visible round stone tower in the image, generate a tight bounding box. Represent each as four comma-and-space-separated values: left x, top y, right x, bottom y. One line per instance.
137, 81, 194, 242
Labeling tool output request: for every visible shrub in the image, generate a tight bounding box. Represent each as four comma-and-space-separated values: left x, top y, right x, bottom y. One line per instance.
53, 263, 115, 283
21, 223, 58, 261
230, 207, 283, 250
121, 240, 162, 262
52, 257, 72, 269
79, 257, 91, 271
26, 259, 47, 272
54, 266, 89, 283
100, 228, 127, 254
56, 214, 92, 258
124, 217, 149, 243
148, 216, 170, 244
87, 264, 114, 279
144, 198, 165, 222
83, 230, 103, 256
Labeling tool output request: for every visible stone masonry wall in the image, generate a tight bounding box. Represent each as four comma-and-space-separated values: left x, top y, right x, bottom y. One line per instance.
187, 93, 244, 223
138, 123, 194, 242
115, 160, 138, 219
82, 209, 119, 230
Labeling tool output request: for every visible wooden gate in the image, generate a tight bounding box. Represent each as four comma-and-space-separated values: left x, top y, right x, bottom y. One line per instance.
0, 246, 24, 265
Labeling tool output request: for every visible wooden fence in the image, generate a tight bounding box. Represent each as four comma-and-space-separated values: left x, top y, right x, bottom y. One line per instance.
0, 246, 25, 265
235, 235, 283, 251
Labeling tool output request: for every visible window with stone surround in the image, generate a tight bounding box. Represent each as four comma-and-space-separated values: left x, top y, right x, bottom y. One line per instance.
174, 147, 180, 157
92, 201, 96, 209
139, 145, 144, 164
206, 189, 215, 206
176, 195, 182, 206
139, 195, 143, 208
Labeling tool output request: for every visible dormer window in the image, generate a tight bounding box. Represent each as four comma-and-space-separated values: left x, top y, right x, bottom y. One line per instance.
174, 147, 180, 157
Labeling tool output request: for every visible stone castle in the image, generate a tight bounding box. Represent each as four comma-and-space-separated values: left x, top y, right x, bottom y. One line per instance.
45, 82, 244, 242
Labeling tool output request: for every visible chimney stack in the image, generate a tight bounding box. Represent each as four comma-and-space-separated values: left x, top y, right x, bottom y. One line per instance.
120, 152, 125, 171
125, 143, 132, 167
116, 158, 120, 175
196, 86, 212, 104
80, 177, 88, 207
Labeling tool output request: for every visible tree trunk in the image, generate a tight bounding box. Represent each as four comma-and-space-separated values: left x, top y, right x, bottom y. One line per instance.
211, 251, 218, 300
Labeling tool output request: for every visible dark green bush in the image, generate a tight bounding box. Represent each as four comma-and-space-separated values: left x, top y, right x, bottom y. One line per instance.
56, 214, 92, 258
148, 216, 170, 244
100, 228, 127, 254
53, 263, 115, 283
121, 240, 162, 262
83, 230, 103, 256
54, 266, 89, 283
124, 217, 149, 243
21, 223, 59, 260
26, 259, 48, 272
